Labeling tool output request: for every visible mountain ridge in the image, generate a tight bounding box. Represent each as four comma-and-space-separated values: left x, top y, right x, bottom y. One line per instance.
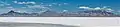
0, 10, 119, 17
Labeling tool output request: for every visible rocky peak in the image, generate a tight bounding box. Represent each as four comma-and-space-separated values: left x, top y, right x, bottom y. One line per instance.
8, 10, 16, 13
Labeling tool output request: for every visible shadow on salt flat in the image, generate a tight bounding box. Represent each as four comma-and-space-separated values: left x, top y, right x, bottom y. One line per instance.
0, 22, 79, 27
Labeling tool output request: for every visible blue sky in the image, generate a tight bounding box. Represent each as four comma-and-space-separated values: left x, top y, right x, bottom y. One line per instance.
0, 0, 119, 14
100, 0, 120, 10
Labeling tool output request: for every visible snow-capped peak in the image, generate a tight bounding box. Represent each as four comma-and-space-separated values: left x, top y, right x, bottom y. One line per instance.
94, 7, 101, 10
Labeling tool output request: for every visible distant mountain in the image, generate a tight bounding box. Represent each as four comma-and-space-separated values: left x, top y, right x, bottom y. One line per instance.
40, 10, 61, 17
77, 10, 118, 17
0, 10, 119, 17
0, 10, 37, 17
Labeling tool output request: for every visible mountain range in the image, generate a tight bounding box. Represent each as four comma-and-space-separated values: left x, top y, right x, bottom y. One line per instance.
0, 9, 119, 17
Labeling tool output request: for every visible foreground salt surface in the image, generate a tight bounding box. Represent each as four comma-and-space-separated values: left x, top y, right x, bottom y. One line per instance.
0, 22, 79, 27
0, 17, 120, 27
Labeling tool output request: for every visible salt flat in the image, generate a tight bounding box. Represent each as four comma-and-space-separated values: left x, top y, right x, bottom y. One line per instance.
0, 22, 79, 27
0, 17, 119, 27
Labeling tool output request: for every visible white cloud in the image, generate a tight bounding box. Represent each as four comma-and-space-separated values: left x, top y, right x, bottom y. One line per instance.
28, 5, 44, 8
79, 6, 94, 10
48, 4, 52, 6
106, 8, 112, 10
17, 2, 24, 4
6, 7, 13, 8
63, 3, 68, 5
27, 5, 50, 9
52, 3, 68, 6
21, 7, 27, 8
6, 4, 11, 5
13, 1, 18, 3
27, 2, 36, 4
13, 1, 36, 4
79, 6, 114, 12
0, 4, 4, 6
40, 3, 44, 4
27, 5, 51, 13
0, 1, 4, 3
16, 11, 21, 12
18, 2, 36, 4
79, 6, 90, 9
58, 4, 62, 6
52, 3, 57, 5
10, 8, 16, 11
63, 10, 68, 12
0, 1, 11, 6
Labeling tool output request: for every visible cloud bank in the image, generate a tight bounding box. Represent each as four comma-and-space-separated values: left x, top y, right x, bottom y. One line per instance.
79, 6, 114, 12
13, 1, 36, 4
